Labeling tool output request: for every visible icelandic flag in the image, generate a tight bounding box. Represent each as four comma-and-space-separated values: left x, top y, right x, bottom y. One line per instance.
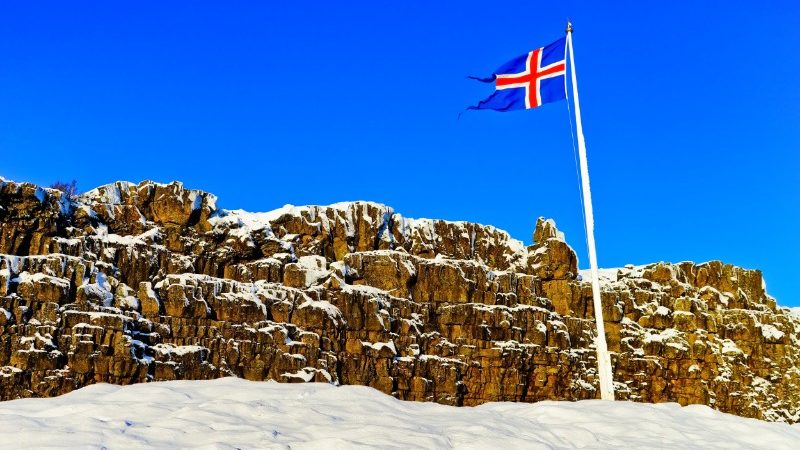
467, 37, 567, 112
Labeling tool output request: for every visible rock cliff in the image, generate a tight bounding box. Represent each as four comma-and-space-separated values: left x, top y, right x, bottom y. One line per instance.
0, 178, 798, 422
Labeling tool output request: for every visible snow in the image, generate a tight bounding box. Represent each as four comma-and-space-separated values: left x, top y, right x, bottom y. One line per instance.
721, 339, 744, 356
187, 191, 203, 212
119, 295, 140, 310
53, 236, 81, 246
153, 344, 207, 356
417, 355, 465, 365
57, 193, 73, 215
33, 187, 46, 203
655, 305, 672, 316
360, 340, 397, 354
281, 367, 331, 383
207, 202, 529, 266
14, 271, 70, 290
208, 208, 280, 238
296, 297, 344, 325
0, 378, 797, 449
761, 324, 785, 341
642, 328, 689, 351
81, 181, 135, 205
94, 226, 161, 246
578, 268, 620, 283
0, 366, 21, 377
296, 255, 329, 287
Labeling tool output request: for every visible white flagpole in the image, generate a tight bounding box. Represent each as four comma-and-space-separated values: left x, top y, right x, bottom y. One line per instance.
566, 22, 615, 401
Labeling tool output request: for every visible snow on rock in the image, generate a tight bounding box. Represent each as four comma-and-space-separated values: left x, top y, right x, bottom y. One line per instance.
721, 339, 744, 356
98, 227, 161, 247
578, 267, 620, 283
295, 296, 344, 326
80, 181, 135, 205
761, 324, 786, 342
643, 328, 686, 347
153, 344, 208, 357
208, 200, 530, 272
281, 367, 332, 383
78, 180, 218, 230
360, 340, 397, 355
294, 255, 329, 287
208, 208, 280, 239
14, 271, 70, 288
77, 271, 114, 307
655, 305, 672, 316
0, 378, 797, 449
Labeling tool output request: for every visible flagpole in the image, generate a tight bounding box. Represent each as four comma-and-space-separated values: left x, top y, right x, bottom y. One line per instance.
566, 22, 615, 401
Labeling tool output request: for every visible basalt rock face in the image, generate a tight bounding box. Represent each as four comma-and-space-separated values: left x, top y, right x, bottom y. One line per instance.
0, 178, 798, 423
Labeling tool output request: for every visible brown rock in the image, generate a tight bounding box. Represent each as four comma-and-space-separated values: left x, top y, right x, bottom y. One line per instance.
138, 282, 161, 317
16, 273, 70, 304
0, 180, 797, 424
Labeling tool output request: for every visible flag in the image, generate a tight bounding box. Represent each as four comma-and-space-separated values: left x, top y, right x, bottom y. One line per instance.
467, 37, 567, 112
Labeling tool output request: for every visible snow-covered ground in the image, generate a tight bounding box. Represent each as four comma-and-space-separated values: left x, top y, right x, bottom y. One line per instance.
1, 379, 798, 449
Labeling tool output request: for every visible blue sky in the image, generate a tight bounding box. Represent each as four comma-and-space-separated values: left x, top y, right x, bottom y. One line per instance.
1, 2, 798, 305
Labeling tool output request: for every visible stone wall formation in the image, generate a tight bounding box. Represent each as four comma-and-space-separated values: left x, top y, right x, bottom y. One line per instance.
0, 178, 798, 423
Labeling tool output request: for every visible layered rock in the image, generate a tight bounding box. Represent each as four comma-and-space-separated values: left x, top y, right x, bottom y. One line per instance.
0, 178, 798, 422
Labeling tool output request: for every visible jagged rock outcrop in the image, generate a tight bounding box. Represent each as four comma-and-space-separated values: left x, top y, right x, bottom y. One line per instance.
0, 178, 798, 422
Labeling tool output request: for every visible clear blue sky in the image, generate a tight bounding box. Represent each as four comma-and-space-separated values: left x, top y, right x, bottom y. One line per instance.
1, 2, 798, 305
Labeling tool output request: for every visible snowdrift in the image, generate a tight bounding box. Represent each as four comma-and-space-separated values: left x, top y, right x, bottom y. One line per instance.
0, 378, 797, 449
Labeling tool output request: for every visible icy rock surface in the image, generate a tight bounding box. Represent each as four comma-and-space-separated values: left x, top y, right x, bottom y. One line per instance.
0, 179, 798, 423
